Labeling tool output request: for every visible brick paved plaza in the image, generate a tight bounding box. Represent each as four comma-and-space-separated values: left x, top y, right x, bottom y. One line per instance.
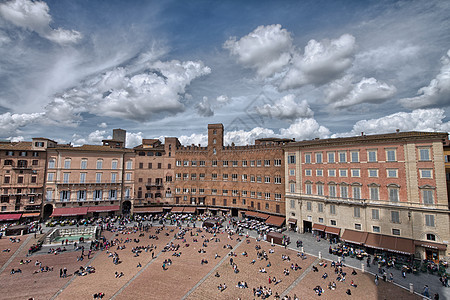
0, 222, 435, 299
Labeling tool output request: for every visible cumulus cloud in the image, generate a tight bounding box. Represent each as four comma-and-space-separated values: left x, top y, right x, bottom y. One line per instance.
126, 132, 143, 148
224, 24, 293, 78
255, 94, 313, 121
224, 127, 276, 145
280, 34, 356, 90
399, 50, 450, 109
98, 122, 108, 128
0, 112, 45, 137
70, 130, 108, 146
335, 108, 450, 137
178, 133, 208, 146
196, 96, 214, 117
325, 76, 396, 109
280, 118, 331, 140
0, 0, 82, 44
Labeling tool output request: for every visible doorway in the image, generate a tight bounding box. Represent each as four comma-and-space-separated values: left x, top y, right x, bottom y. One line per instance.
303, 220, 312, 233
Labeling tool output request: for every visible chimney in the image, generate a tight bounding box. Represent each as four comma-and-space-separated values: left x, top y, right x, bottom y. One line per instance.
361, 132, 364, 136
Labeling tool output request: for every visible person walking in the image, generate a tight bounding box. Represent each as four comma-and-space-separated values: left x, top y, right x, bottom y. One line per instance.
423, 285, 430, 298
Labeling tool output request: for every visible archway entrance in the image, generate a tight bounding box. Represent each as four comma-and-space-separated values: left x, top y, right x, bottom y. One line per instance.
231, 208, 238, 217
43, 204, 53, 219
122, 200, 131, 215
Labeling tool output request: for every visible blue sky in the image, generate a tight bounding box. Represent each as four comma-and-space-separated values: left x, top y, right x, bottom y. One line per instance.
0, 0, 449, 147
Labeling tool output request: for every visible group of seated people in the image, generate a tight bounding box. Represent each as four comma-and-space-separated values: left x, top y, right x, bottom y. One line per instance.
217, 283, 227, 292
74, 265, 95, 276
236, 281, 248, 288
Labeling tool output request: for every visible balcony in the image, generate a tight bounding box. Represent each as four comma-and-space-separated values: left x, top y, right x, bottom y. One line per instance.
56, 181, 121, 186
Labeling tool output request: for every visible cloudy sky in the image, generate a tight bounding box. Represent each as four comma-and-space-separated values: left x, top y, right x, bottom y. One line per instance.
0, 0, 449, 147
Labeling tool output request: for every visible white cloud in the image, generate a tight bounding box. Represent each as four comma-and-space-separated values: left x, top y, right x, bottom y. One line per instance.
7, 136, 24, 142
224, 127, 276, 146
224, 24, 293, 78
325, 76, 396, 109
178, 133, 208, 146
399, 50, 450, 109
335, 108, 450, 137
196, 96, 214, 117
216, 95, 230, 105
98, 122, 108, 128
70, 130, 108, 146
255, 94, 313, 121
280, 118, 331, 140
280, 34, 356, 90
126, 132, 143, 148
0, 112, 45, 136
0, 0, 82, 44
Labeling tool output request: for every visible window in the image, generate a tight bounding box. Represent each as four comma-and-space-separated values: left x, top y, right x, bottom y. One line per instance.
305, 183, 312, 195
425, 215, 435, 227
289, 169, 295, 176
6, 151, 13, 156
306, 202, 312, 211
330, 204, 336, 215
351, 151, 359, 163
242, 160, 247, 167
265, 193, 271, 200
96, 173, 102, 183
305, 153, 311, 164
191, 160, 197, 167
392, 229, 400, 236
232, 174, 238, 181
48, 159, 55, 168
318, 203, 323, 212
31, 176, 37, 183
183, 173, 189, 180
222, 160, 228, 167
370, 186, 379, 200
212, 173, 217, 180
339, 152, 346, 163
35, 142, 44, 147
319, 217, 324, 223
391, 211, 400, 223
17, 176, 23, 184
288, 155, 296, 164
423, 190, 434, 205
19, 151, 27, 157
354, 207, 360, 218
256, 160, 262, 167
290, 199, 295, 209
274, 159, 281, 166
316, 169, 323, 176
328, 152, 335, 163
60, 191, 70, 202
212, 160, 217, 167
94, 190, 102, 201
264, 160, 270, 166
80, 173, 86, 183
427, 234, 436, 241
46, 190, 52, 201
330, 220, 337, 226
274, 176, 281, 184
81, 159, 87, 169
47, 173, 54, 182
176, 160, 182, 166
126, 173, 131, 181
340, 185, 348, 198
353, 186, 361, 199
367, 150, 377, 162
126, 160, 132, 169
96, 160, 103, 169
3, 176, 10, 184
111, 160, 118, 169
305, 169, 312, 176
109, 190, 117, 200
328, 169, 336, 177
111, 173, 117, 183
387, 169, 398, 178
222, 174, 228, 181
257, 176, 262, 183
264, 176, 270, 183
351, 169, 360, 177
4, 160, 12, 166
373, 226, 380, 233
199, 160, 205, 166
355, 224, 362, 230
317, 184, 324, 196
386, 149, 396, 162
63, 173, 70, 183
420, 169, 432, 178
77, 190, 86, 201
315, 153, 323, 163
242, 174, 247, 182
419, 148, 430, 161
290, 183, 295, 193
339, 169, 347, 177
372, 209, 379, 220
389, 187, 399, 203
369, 169, 378, 177
329, 185, 336, 197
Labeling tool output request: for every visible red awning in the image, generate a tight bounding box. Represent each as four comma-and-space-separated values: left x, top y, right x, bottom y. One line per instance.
183, 207, 196, 214
415, 240, 447, 251
51, 207, 88, 217
244, 211, 258, 217
0, 213, 22, 221
22, 212, 40, 218
288, 218, 297, 224
325, 226, 341, 235
341, 229, 368, 245
134, 207, 163, 214
312, 223, 326, 231
171, 207, 184, 213
256, 213, 269, 220
265, 216, 285, 227
366, 233, 415, 255
87, 205, 120, 213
